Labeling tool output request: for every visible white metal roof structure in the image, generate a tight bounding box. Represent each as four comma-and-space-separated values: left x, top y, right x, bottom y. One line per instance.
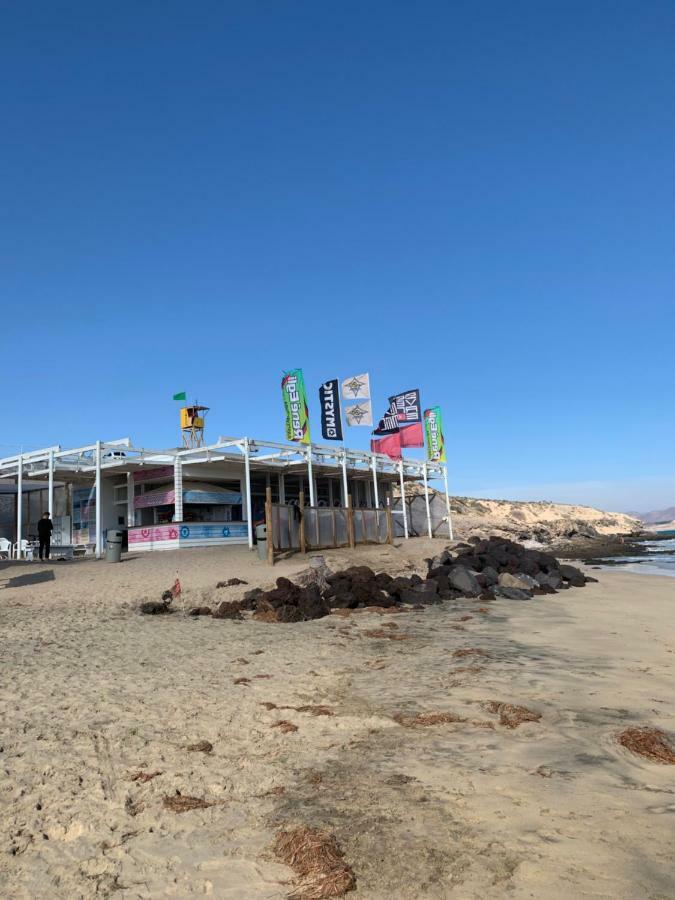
0, 435, 452, 557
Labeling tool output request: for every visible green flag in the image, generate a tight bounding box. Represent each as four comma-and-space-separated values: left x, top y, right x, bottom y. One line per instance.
424, 407, 446, 462
173, 391, 187, 401
281, 369, 311, 444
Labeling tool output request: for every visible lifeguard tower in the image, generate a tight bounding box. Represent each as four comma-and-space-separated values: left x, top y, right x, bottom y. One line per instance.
180, 404, 209, 448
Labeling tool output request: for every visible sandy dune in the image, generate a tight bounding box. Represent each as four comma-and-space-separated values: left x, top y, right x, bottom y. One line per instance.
1, 542, 674, 899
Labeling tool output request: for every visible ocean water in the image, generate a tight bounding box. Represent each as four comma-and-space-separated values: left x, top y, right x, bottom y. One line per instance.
599, 538, 675, 578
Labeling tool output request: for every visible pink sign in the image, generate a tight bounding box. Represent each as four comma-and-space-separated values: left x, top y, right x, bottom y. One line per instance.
134, 488, 176, 509
134, 466, 174, 483
129, 525, 179, 544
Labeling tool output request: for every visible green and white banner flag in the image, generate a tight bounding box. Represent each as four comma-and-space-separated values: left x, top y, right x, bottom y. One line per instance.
424, 406, 446, 462
173, 391, 187, 401
281, 369, 311, 444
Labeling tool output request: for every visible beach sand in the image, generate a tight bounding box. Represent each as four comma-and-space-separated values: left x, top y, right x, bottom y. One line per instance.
1, 541, 673, 899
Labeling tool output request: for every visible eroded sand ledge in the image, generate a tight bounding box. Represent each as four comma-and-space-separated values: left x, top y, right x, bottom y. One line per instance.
1, 541, 673, 899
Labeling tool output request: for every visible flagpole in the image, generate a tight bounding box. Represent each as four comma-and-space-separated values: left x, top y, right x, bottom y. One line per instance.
422, 461, 432, 539
443, 465, 454, 541
399, 459, 409, 540
307, 442, 316, 507
371, 454, 379, 509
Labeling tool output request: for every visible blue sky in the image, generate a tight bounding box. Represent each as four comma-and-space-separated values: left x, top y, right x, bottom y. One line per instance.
2, 2, 674, 512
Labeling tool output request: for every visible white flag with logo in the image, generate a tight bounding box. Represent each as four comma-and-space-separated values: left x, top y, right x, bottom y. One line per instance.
345, 401, 373, 427
342, 373, 370, 400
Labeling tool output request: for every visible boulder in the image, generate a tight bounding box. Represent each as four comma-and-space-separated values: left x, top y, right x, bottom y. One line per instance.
498, 572, 538, 591
536, 571, 562, 590
213, 601, 243, 620
276, 605, 304, 623
490, 586, 533, 601
447, 565, 482, 597
481, 566, 499, 586
330, 591, 358, 609
558, 564, 586, 587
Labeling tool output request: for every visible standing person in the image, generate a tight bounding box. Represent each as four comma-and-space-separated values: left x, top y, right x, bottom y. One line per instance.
37, 512, 53, 561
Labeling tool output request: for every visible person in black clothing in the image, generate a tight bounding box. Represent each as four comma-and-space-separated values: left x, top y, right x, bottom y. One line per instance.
37, 512, 53, 560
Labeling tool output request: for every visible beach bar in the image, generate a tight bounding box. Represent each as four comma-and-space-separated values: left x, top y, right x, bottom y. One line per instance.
0, 436, 452, 558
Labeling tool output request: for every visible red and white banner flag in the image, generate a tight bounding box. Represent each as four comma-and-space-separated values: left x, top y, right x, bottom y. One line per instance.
370, 432, 402, 459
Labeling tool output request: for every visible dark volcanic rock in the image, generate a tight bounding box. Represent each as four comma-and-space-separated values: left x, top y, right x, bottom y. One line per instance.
490, 586, 533, 601
447, 565, 482, 597
559, 564, 586, 587
213, 601, 243, 620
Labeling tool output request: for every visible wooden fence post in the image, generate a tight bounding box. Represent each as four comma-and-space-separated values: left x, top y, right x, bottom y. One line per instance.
347, 494, 355, 549
265, 486, 274, 566
299, 490, 306, 554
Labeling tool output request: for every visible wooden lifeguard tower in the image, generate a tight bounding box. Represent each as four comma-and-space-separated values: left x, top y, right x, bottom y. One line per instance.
180, 404, 209, 448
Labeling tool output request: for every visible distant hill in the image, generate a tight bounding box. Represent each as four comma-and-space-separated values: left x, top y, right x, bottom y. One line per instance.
627, 506, 675, 525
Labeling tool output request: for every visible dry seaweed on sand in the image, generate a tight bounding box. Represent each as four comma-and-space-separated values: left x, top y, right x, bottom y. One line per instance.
234, 677, 251, 685
186, 740, 213, 752
273, 825, 356, 899
394, 711, 464, 728
294, 705, 334, 717
216, 577, 248, 587
617, 727, 675, 764
129, 770, 162, 782
363, 629, 411, 641
162, 794, 213, 813
484, 701, 541, 728
452, 647, 489, 658
272, 720, 299, 734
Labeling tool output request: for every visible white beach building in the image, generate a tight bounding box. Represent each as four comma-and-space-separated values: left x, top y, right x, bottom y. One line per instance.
0, 437, 451, 558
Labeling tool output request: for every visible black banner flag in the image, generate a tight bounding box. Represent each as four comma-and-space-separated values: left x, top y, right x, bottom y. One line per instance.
319, 380, 343, 441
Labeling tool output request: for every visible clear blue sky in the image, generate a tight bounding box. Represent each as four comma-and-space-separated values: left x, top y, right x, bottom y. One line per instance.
2, 2, 674, 511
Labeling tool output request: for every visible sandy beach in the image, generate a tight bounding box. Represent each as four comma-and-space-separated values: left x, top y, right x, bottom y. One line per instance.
1, 540, 674, 899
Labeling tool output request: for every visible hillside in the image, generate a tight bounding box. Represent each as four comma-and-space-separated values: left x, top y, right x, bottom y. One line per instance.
397, 484, 642, 543
627, 506, 675, 525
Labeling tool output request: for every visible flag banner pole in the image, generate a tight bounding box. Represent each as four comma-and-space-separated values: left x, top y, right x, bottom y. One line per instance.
399, 459, 409, 539
443, 466, 453, 540
307, 443, 316, 507
244, 438, 254, 549
371, 453, 379, 509
422, 461, 432, 539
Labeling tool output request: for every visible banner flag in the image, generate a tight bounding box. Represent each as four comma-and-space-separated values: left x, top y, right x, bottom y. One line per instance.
173, 391, 187, 401
400, 421, 424, 447
345, 401, 373, 427
319, 380, 343, 441
281, 369, 311, 444
373, 407, 399, 435
388, 389, 422, 424
342, 373, 371, 400
371, 432, 402, 459
424, 407, 446, 462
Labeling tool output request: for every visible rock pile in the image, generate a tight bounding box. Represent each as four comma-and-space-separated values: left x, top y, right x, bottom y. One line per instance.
247, 537, 592, 622
187, 537, 592, 624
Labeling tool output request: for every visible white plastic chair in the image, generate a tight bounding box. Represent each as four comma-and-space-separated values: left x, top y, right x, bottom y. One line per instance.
12, 539, 29, 559
0, 538, 11, 559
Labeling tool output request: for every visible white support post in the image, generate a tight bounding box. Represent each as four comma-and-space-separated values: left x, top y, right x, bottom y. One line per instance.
173, 458, 183, 524
371, 455, 379, 509
307, 443, 316, 508
341, 450, 348, 507
278, 473, 285, 505
16, 454, 23, 557
95, 440, 102, 558
422, 462, 432, 539
443, 466, 454, 541
244, 438, 253, 549
48, 450, 54, 519
126, 472, 135, 527
399, 459, 409, 539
